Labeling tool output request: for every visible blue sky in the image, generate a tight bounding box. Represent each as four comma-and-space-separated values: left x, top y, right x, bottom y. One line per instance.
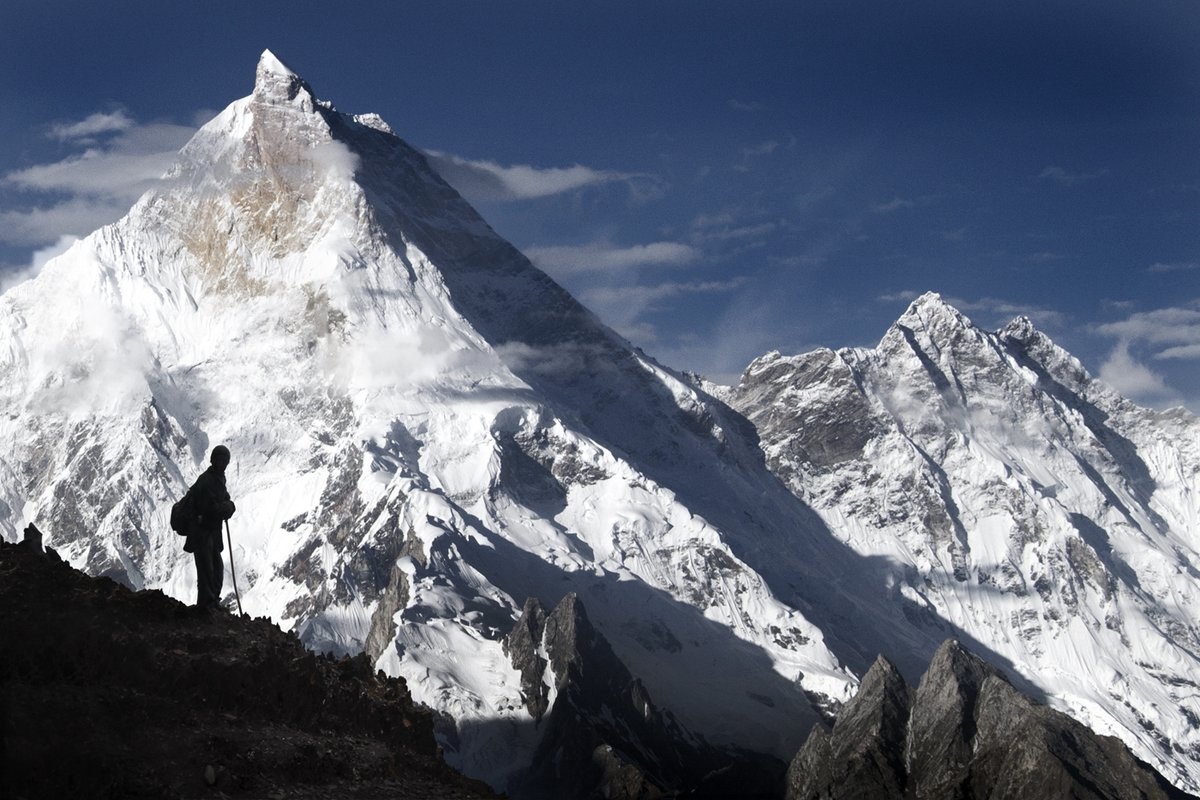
1, 1, 1198, 409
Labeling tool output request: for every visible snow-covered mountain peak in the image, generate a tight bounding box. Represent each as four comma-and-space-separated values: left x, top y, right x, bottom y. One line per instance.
889, 291, 973, 339
253, 48, 316, 110
999, 313, 1037, 342
258, 48, 297, 78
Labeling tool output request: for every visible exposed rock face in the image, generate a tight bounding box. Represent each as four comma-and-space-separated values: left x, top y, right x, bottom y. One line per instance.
787, 655, 910, 799
787, 640, 1190, 800
726, 293, 1200, 790
503, 594, 784, 800
0, 539, 494, 799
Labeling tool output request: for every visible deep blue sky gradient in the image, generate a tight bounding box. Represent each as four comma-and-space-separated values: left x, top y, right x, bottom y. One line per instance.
1, 1, 1197, 407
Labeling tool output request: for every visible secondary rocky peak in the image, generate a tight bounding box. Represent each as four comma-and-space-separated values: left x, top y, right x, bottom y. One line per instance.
786, 639, 1188, 799
907, 637, 1003, 793
853, 654, 909, 708
253, 48, 317, 111
920, 637, 1000, 693
1000, 313, 1037, 342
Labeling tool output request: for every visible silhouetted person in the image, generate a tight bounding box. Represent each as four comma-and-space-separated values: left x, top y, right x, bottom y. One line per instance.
183, 445, 236, 610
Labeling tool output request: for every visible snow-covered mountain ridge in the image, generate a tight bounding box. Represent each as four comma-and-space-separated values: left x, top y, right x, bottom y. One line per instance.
723, 292, 1200, 790
1, 51, 1197, 794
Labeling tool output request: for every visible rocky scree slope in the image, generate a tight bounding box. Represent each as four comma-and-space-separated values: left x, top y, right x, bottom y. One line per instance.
786, 639, 1192, 800
0, 533, 494, 799
724, 293, 1200, 791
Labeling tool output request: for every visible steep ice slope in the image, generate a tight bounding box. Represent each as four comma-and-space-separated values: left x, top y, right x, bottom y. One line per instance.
0, 51, 857, 787
725, 293, 1200, 791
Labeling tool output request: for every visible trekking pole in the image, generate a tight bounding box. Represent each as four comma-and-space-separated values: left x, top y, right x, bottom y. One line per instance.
224, 519, 244, 617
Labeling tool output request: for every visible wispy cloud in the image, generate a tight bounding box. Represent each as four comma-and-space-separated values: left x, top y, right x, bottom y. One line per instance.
877, 290, 921, 303
0, 234, 79, 293
583, 277, 747, 308
948, 295, 1070, 328
690, 212, 778, 243
525, 241, 699, 275
424, 150, 658, 202
0, 198, 139, 247
0, 112, 195, 246
49, 110, 135, 141
871, 196, 914, 214
1098, 341, 1179, 405
1096, 304, 1200, 360
742, 141, 778, 158
1147, 261, 1200, 273
732, 140, 779, 172
1038, 165, 1109, 187
581, 277, 748, 344
729, 99, 764, 112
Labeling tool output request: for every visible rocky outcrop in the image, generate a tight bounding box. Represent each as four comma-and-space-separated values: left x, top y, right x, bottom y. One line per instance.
787, 639, 1190, 800
786, 654, 910, 799
0, 539, 494, 799
504, 594, 784, 800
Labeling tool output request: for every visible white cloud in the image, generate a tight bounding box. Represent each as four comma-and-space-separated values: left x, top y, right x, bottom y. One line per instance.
942, 295, 1070, 329
309, 140, 360, 181
729, 99, 764, 112
872, 197, 914, 214
1148, 261, 1200, 273
732, 140, 779, 172
0, 235, 79, 293
0, 116, 196, 247
878, 290, 921, 303
1038, 166, 1109, 187
582, 277, 747, 308
580, 278, 747, 344
691, 220, 778, 243
5, 145, 179, 199
0, 199, 126, 246
742, 141, 778, 158
1096, 306, 1200, 354
49, 110, 135, 141
423, 150, 656, 202
26, 301, 154, 418
524, 241, 699, 275
1158, 343, 1200, 359
1097, 341, 1178, 405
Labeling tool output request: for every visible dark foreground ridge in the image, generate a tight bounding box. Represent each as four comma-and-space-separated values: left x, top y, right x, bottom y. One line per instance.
787, 639, 1194, 800
0, 534, 495, 799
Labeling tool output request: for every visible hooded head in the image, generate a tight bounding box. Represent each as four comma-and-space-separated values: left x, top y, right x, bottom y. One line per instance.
210, 445, 231, 470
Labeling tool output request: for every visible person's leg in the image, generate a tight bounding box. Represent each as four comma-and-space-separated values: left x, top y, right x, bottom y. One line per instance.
193, 538, 214, 607
212, 542, 225, 607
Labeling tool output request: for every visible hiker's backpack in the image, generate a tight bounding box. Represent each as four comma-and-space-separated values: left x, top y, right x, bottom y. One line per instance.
170, 491, 198, 536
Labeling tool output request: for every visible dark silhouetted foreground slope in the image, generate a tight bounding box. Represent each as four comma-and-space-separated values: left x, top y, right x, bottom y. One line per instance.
0, 538, 494, 799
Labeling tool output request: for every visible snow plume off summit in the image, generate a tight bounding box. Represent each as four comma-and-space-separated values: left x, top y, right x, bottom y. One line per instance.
0, 51, 1198, 796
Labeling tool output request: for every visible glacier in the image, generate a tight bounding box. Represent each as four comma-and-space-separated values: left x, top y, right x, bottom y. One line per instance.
0, 50, 1197, 793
